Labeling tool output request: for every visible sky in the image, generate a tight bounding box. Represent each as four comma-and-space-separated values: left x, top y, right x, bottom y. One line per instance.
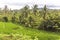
0, 0, 60, 9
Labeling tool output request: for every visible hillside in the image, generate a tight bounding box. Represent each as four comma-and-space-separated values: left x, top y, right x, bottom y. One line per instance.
0, 22, 60, 40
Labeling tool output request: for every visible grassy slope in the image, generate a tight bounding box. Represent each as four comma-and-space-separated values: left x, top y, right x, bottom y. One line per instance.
0, 22, 60, 40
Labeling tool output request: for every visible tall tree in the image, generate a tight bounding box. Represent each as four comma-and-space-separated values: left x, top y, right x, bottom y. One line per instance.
22, 5, 30, 18
4, 5, 8, 13
43, 5, 47, 20
33, 4, 38, 15
42, 5, 47, 30
3, 5, 9, 16
19, 5, 30, 25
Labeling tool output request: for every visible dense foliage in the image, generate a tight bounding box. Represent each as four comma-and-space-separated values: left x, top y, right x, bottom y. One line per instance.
0, 5, 60, 31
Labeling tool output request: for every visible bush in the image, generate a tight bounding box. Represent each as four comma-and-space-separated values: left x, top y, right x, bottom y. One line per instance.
11, 16, 16, 23
38, 19, 56, 30
3, 16, 8, 22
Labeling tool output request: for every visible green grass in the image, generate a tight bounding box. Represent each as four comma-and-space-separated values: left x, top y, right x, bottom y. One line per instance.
0, 22, 60, 40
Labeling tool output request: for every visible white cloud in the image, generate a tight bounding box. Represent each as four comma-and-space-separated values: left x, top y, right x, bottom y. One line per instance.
0, 0, 60, 9
46, 0, 60, 5
0, 0, 44, 9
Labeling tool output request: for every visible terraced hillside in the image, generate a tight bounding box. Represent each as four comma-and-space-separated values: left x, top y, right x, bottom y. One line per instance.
0, 22, 60, 40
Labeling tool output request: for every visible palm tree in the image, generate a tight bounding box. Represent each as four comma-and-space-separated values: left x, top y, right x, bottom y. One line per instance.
22, 5, 30, 18
3, 5, 8, 16
42, 5, 47, 30
33, 4, 38, 15
43, 5, 47, 20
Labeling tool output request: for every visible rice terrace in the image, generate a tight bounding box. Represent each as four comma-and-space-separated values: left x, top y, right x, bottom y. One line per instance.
0, 0, 60, 40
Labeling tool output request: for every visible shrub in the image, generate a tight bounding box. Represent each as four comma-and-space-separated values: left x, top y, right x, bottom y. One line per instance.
11, 16, 16, 23
3, 16, 8, 22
